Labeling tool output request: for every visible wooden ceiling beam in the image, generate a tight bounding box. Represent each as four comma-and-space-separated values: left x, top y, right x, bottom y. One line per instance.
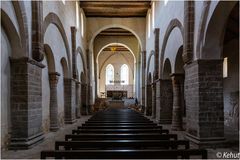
80, 2, 151, 8
80, 1, 150, 17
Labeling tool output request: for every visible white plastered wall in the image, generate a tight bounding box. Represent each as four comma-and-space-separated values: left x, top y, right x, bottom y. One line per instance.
42, 0, 87, 131
1, 27, 12, 149
98, 51, 134, 97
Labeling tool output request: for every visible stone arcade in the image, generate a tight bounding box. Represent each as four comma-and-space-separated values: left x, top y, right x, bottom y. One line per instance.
1, 0, 239, 159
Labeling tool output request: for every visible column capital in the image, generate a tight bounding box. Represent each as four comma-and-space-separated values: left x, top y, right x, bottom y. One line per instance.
76, 81, 81, 85
71, 26, 77, 33
151, 82, 156, 87
10, 57, 45, 68
49, 72, 60, 86
154, 28, 160, 34
170, 73, 184, 83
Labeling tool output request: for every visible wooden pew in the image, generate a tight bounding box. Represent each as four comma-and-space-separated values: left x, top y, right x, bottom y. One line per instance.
65, 133, 178, 141
72, 128, 169, 134
82, 123, 158, 126
40, 107, 208, 159
55, 140, 190, 150
85, 120, 154, 123
41, 149, 208, 159
78, 125, 163, 129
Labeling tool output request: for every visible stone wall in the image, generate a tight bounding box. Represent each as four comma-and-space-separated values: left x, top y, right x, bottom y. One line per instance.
156, 79, 173, 124
64, 78, 76, 124
9, 57, 45, 149
185, 60, 225, 147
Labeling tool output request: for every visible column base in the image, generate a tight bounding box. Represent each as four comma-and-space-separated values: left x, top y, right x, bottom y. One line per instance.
151, 115, 156, 119
185, 133, 226, 148
50, 126, 59, 132
158, 119, 172, 124
76, 108, 81, 119
9, 132, 44, 150
171, 123, 183, 131
65, 118, 77, 124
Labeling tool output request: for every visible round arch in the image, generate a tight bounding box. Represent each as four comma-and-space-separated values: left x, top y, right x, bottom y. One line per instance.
146, 50, 155, 84
44, 44, 56, 72
11, 1, 29, 57
99, 52, 134, 79
159, 19, 184, 78
43, 12, 71, 72
162, 58, 172, 80
200, 1, 238, 59
80, 71, 86, 83
76, 47, 87, 76
147, 72, 152, 84
60, 57, 69, 78
96, 43, 136, 64
1, 9, 23, 58
89, 25, 143, 52
196, 1, 211, 59
174, 46, 184, 74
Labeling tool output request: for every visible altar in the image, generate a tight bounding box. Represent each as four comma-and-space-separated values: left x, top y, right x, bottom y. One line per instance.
107, 90, 127, 99
105, 84, 134, 98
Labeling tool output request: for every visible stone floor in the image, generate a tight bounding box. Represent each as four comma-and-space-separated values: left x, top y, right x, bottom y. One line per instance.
149, 117, 239, 159
1, 116, 91, 159
1, 114, 239, 159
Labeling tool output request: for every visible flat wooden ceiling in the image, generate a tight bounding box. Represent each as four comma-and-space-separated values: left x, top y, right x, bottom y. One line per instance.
80, 1, 151, 17
98, 27, 134, 36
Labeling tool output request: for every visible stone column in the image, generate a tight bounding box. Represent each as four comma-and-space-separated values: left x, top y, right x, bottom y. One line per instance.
32, 1, 44, 62
9, 57, 45, 149
185, 59, 225, 147
71, 26, 77, 79
64, 78, 76, 124
156, 79, 173, 124
145, 84, 152, 116
170, 73, 184, 131
151, 82, 156, 119
183, 1, 194, 64
151, 29, 159, 119
48, 72, 60, 131
81, 83, 87, 115
141, 51, 146, 112
154, 28, 160, 79
88, 85, 93, 114
75, 81, 81, 118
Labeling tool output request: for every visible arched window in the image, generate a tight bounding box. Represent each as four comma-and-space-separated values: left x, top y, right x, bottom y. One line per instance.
81, 12, 84, 37
106, 64, 114, 85
147, 12, 151, 38
121, 64, 129, 85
